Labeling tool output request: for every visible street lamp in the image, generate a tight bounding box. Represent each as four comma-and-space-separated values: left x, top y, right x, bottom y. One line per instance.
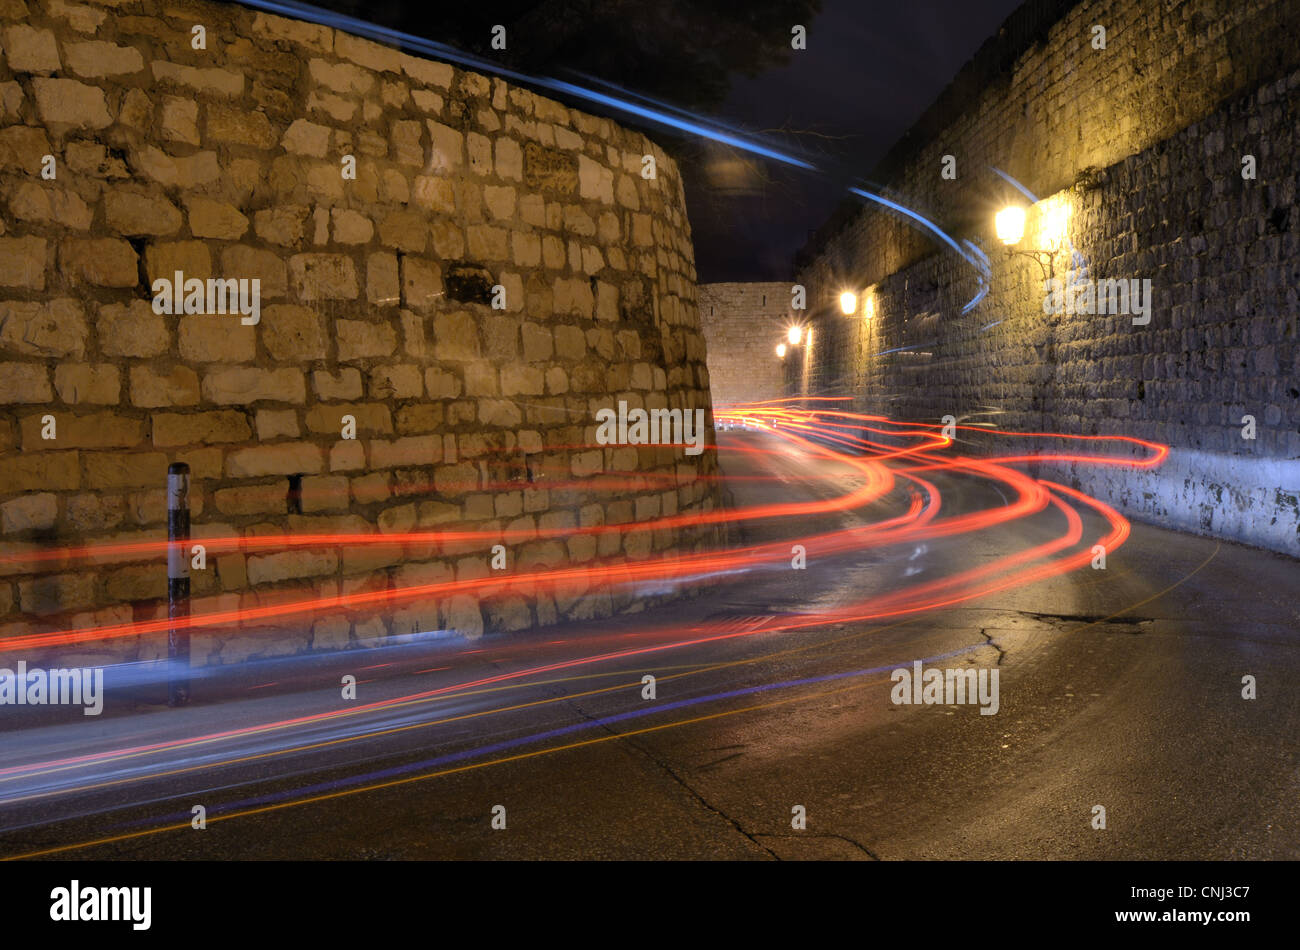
995, 206, 1026, 245
776, 343, 787, 358
996, 202, 1067, 279
787, 326, 802, 345
839, 291, 857, 315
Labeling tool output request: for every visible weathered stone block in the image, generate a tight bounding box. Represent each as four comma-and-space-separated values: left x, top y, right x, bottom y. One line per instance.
20, 411, 142, 449
221, 246, 288, 298
369, 365, 423, 399
161, 96, 199, 144
255, 207, 309, 246
18, 572, 95, 614
400, 54, 453, 88
0, 126, 50, 172
337, 319, 397, 360
8, 182, 92, 229
247, 550, 338, 585
83, 452, 168, 490
467, 224, 508, 260
578, 154, 614, 203
304, 402, 391, 435
129, 365, 200, 408
400, 257, 442, 311
378, 210, 428, 253
371, 436, 440, 469
202, 367, 306, 405
178, 315, 256, 363
100, 301, 169, 358
312, 368, 363, 401
523, 142, 577, 193
0, 236, 46, 289
105, 189, 182, 236
252, 12, 334, 53
187, 198, 250, 240
309, 58, 374, 95
0, 492, 57, 534
262, 305, 327, 361
226, 442, 323, 477
0, 451, 78, 490
145, 241, 212, 286
367, 252, 400, 306
0, 298, 84, 356
426, 121, 463, 173
152, 410, 251, 446
206, 104, 277, 149
300, 474, 350, 513
152, 61, 243, 97
64, 40, 143, 77
54, 363, 118, 404
282, 119, 332, 157
3, 25, 60, 72
132, 146, 221, 188
255, 408, 300, 440
331, 209, 373, 244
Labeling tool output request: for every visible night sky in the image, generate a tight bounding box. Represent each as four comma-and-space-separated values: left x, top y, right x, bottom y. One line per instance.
688, 0, 1025, 282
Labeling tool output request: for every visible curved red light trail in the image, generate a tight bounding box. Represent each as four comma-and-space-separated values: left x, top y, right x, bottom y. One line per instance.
0, 404, 1162, 658
0, 404, 1172, 844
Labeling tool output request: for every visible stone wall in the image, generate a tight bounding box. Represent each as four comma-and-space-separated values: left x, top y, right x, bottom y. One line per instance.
697, 281, 790, 407
0, 0, 720, 664
792, 0, 1300, 557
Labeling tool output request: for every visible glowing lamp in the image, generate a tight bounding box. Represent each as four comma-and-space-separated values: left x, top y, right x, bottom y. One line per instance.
787, 326, 802, 345
839, 291, 857, 315
776, 343, 787, 358
995, 206, 1026, 245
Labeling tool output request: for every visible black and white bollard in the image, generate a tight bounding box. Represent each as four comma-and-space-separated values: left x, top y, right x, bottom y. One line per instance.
167, 462, 191, 707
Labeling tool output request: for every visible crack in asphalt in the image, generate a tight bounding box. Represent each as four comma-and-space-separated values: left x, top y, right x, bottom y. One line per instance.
980, 627, 1008, 666
697, 752, 745, 770
1016, 610, 1154, 627
753, 831, 881, 860
559, 691, 782, 860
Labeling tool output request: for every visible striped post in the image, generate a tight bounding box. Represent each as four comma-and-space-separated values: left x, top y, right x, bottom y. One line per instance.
167, 462, 191, 707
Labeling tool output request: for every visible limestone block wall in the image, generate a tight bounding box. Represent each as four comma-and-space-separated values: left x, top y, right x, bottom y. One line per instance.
799, 0, 1300, 285
697, 282, 791, 407
0, 0, 720, 665
793, 0, 1300, 556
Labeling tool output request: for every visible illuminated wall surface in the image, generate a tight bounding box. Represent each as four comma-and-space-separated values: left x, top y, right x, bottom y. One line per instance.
792, 0, 1300, 556
0, 0, 722, 664
697, 282, 790, 408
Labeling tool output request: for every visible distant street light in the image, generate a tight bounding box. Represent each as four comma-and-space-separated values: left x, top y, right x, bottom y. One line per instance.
776, 343, 787, 358
839, 291, 857, 315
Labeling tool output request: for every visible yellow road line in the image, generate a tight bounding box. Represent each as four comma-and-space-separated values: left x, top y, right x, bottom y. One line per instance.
5, 542, 1216, 858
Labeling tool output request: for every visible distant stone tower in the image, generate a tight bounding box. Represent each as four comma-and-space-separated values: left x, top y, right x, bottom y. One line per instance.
698, 282, 792, 408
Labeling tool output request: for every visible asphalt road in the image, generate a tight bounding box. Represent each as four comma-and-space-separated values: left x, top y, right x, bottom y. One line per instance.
2, 428, 1297, 860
